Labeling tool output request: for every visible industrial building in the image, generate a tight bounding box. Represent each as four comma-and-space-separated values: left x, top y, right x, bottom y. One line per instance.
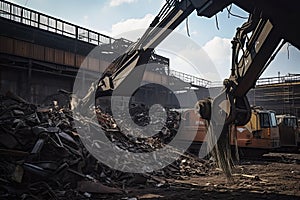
0, 1, 300, 199
1, 0, 300, 117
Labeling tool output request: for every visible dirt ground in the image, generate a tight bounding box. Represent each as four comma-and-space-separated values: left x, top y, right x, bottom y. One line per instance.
100, 152, 300, 200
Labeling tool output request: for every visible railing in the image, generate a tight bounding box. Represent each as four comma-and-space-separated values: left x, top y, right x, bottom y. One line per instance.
205, 74, 300, 88
208, 81, 223, 88
0, 0, 171, 65
167, 72, 300, 89
256, 74, 300, 86
4, 0, 298, 89
169, 70, 211, 88
0, 0, 115, 46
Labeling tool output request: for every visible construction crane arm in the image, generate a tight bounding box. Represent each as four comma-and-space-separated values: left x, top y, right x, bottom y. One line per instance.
96, 0, 232, 98
91, 0, 300, 178
215, 12, 283, 126
96, 0, 299, 126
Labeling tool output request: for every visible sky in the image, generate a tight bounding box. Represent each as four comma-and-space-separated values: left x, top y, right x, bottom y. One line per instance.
6, 0, 300, 82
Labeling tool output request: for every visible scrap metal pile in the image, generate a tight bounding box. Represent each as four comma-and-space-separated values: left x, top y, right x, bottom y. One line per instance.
0, 92, 216, 199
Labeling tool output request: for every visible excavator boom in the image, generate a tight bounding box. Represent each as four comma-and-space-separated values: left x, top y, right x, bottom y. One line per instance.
93, 0, 300, 178
97, 0, 214, 96
95, 0, 300, 129
96, 0, 300, 117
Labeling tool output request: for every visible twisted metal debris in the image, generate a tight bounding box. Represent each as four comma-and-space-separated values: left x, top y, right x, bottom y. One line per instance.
0, 91, 216, 199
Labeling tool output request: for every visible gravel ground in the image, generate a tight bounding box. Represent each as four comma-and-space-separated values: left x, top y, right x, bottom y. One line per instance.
103, 152, 300, 200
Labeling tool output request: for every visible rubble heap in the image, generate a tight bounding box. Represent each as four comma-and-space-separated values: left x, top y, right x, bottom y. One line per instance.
0, 92, 216, 199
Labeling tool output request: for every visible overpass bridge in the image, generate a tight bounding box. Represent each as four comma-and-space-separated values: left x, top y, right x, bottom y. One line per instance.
1, 0, 299, 116
0, 0, 211, 106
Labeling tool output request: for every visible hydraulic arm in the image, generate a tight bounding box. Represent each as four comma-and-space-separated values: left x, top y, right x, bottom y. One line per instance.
97, 0, 217, 97
95, 0, 300, 135
93, 0, 300, 178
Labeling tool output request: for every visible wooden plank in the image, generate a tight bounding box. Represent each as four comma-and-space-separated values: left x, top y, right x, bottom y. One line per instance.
0, 36, 14, 54
14, 40, 32, 58
33, 44, 45, 61
45, 47, 55, 62
76, 54, 85, 68
64, 51, 75, 66
54, 49, 64, 64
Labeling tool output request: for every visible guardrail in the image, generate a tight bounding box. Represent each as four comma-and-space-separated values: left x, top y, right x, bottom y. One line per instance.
206, 74, 300, 88
0, 0, 115, 46
169, 70, 211, 88
256, 74, 300, 86
205, 74, 300, 88
2, 0, 298, 89
0, 0, 171, 66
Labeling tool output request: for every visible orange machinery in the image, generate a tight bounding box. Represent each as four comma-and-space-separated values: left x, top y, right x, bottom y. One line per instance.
230, 107, 280, 156
178, 107, 281, 157
179, 109, 208, 155
276, 114, 299, 152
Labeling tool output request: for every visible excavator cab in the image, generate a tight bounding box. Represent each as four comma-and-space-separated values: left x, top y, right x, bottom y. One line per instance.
231, 107, 280, 157
276, 114, 299, 152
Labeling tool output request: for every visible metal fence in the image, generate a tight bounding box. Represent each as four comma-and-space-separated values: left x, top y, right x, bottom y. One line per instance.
167, 72, 300, 89
0, 0, 171, 64
256, 74, 300, 86
169, 70, 211, 88
0, 0, 114, 46
4, 0, 298, 89
204, 74, 300, 88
